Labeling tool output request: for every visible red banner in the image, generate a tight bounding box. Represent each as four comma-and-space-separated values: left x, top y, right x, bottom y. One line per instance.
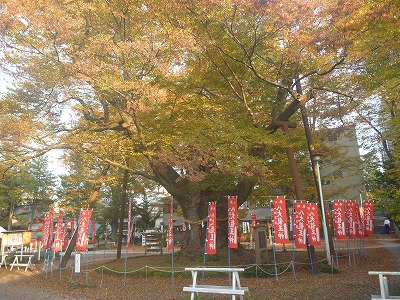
251, 214, 256, 236
70, 218, 74, 231
41, 215, 51, 250
228, 196, 238, 249
363, 201, 374, 237
42, 207, 54, 250
53, 211, 63, 252
355, 203, 365, 238
62, 221, 68, 249
272, 197, 289, 244
206, 203, 217, 255
332, 201, 346, 239
345, 201, 357, 238
307, 203, 320, 246
293, 202, 308, 249
167, 198, 174, 251
48, 207, 54, 249
76, 209, 93, 252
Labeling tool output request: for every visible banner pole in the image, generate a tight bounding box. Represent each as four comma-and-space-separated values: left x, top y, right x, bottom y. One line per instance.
59, 251, 63, 281
44, 248, 48, 277
228, 247, 231, 267
59, 225, 64, 281
170, 197, 175, 289
85, 250, 89, 286
344, 201, 352, 267
202, 203, 210, 284
52, 250, 55, 277
307, 234, 315, 276
124, 199, 132, 287
270, 201, 279, 283
124, 244, 128, 287
227, 197, 231, 273
291, 208, 296, 280
227, 196, 231, 271
104, 221, 108, 259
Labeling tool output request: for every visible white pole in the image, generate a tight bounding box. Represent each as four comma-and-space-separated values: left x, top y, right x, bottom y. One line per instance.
315, 160, 332, 265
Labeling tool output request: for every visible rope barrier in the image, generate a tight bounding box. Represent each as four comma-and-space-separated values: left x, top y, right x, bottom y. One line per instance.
47, 258, 333, 276
256, 262, 293, 276
43, 249, 363, 282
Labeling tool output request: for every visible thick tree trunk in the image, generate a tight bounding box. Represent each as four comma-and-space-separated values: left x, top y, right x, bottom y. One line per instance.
151, 158, 255, 252
179, 196, 206, 249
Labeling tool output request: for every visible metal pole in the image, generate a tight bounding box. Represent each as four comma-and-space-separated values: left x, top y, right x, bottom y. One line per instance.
314, 160, 332, 265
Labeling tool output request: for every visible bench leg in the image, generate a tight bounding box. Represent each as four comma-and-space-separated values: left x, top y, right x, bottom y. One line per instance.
10, 257, 17, 271
191, 271, 198, 300
0, 257, 7, 269
378, 274, 387, 299
232, 271, 245, 300
383, 276, 389, 298
25, 258, 32, 272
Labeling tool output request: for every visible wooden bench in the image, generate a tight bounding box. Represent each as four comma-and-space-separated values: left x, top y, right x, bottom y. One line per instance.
183, 267, 248, 300
0, 254, 7, 269
369, 271, 400, 300
10, 254, 34, 272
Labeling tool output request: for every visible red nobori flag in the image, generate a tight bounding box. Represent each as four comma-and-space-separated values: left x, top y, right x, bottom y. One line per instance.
167, 198, 174, 251
307, 203, 320, 246
48, 207, 54, 249
345, 201, 357, 238
41, 215, 51, 250
206, 203, 217, 255
251, 214, 256, 236
228, 196, 238, 249
62, 221, 68, 250
53, 211, 63, 252
272, 197, 289, 244
363, 201, 374, 237
332, 201, 346, 239
293, 201, 308, 249
76, 209, 93, 252
355, 203, 365, 238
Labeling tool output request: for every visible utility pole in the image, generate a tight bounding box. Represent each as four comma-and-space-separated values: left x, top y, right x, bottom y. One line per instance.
294, 78, 335, 261
117, 169, 128, 259
312, 154, 332, 265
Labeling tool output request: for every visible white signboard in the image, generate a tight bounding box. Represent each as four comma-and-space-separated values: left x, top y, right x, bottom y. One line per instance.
3, 232, 23, 246
74, 253, 81, 274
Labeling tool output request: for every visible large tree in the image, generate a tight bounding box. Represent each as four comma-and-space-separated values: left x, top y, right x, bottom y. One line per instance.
1, 0, 397, 248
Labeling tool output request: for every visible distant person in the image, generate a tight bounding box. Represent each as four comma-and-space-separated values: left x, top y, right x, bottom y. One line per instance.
384, 218, 390, 234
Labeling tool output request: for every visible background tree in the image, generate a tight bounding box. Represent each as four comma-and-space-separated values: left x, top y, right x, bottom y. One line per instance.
133, 193, 161, 233
24, 157, 56, 229
0, 157, 55, 230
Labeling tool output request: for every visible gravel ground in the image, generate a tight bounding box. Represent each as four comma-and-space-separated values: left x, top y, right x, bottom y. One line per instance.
0, 232, 399, 300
